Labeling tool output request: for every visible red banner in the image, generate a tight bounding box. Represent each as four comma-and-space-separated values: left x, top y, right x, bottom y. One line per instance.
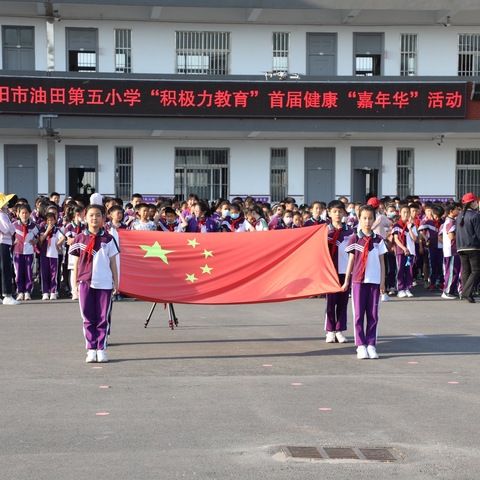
118, 225, 341, 304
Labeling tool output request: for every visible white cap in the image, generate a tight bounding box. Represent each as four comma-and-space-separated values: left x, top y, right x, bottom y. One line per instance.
90, 193, 103, 205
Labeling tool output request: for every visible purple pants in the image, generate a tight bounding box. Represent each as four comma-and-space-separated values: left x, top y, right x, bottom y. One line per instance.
386, 252, 397, 290
13, 254, 34, 294
444, 255, 462, 295
40, 256, 58, 294
396, 254, 414, 291
324, 274, 349, 332
427, 246, 444, 285
79, 282, 112, 351
351, 282, 380, 347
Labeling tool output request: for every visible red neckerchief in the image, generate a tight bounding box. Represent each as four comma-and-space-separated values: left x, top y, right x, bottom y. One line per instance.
21, 222, 28, 240
231, 218, 241, 232
83, 230, 101, 263
434, 219, 440, 232
196, 217, 206, 232
398, 219, 408, 245
46, 226, 55, 248
329, 227, 341, 258
357, 234, 373, 282
167, 222, 175, 232
74, 222, 81, 235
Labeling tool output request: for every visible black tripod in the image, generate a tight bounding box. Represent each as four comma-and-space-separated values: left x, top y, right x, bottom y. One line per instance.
144, 302, 179, 330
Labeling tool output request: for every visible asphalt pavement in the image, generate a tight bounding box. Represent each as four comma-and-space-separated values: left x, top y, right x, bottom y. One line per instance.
0, 286, 479, 480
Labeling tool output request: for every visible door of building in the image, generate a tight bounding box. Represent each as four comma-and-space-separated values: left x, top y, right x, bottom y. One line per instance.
305, 148, 335, 204
307, 33, 337, 76
66, 146, 98, 202
5, 145, 37, 203
351, 147, 382, 203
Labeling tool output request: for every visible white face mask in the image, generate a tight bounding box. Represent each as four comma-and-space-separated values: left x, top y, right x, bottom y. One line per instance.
284, 217, 293, 225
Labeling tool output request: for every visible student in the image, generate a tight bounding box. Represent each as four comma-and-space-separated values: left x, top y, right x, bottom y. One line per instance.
292, 211, 304, 228
324, 200, 354, 344
124, 193, 143, 226
392, 204, 418, 298
283, 209, 294, 228
367, 197, 392, 239
442, 201, 462, 299
157, 207, 187, 232
186, 201, 218, 232
245, 205, 269, 231
13, 203, 39, 300
38, 212, 66, 300
105, 205, 127, 232
70, 204, 119, 363
221, 203, 246, 232
342, 205, 387, 360
129, 202, 157, 231
304, 201, 326, 227
64, 206, 86, 300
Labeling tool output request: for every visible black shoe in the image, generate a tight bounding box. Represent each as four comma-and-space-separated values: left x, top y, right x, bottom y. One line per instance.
467, 295, 476, 304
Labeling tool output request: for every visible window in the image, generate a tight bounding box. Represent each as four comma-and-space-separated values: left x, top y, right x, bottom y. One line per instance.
115, 147, 133, 201
270, 148, 288, 202
176, 31, 230, 75
2, 26, 34, 70
456, 150, 480, 198
354, 33, 383, 76
115, 29, 132, 73
273, 32, 289, 72
66, 28, 97, 72
175, 148, 229, 200
396, 149, 414, 198
458, 34, 480, 76
400, 34, 418, 76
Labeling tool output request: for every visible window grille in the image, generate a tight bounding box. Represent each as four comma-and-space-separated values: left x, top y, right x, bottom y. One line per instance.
270, 148, 288, 202
176, 31, 230, 75
458, 34, 480, 76
400, 34, 417, 76
273, 32, 289, 72
115, 29, 132, 73
115, 147, 133, 201
175, 148, 229, 200
456, 149, 480, 198
355, 56, 381, 76
396, 149, 414, 198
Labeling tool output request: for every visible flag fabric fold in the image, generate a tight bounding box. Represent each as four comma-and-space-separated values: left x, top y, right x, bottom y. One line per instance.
118, 225, 341, 305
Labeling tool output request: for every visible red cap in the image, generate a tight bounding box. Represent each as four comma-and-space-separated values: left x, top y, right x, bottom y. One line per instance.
462, 192, 479, 204
367, 197, 380, 209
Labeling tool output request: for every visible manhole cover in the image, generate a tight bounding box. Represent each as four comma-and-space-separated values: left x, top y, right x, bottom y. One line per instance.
359, 448, 398, 462
284, 446, 323, 459
323, 447, 359, 459
282, 446, 401, 462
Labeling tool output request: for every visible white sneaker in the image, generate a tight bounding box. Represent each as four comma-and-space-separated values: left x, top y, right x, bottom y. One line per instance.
405, 290, 414, 298
441, 292, 456, 300
325, 331, 336, 343
71, 294, 78, 301
96, 350, 108, 363
24, 292, 31, 300
16, 293, 24, 301
86, 350, 97, 363
335, 331, 348, 343
388, 288, 396, 296
356, 345, 369, 359
380, 293, 391, 302
3, 296, 19, 305
42, 293, 50, 300
50, 293, 57, 300
367, 345, 379, 359
397, 290, 407, 298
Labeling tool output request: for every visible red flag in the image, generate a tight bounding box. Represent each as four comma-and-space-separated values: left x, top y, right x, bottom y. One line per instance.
118, 225, 341, 305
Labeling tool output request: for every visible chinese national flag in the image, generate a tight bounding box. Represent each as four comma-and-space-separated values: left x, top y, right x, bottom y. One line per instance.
118, 225, 341, 305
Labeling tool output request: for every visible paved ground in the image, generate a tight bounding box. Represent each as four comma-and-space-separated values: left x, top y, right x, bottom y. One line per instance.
0, 286, 479, 480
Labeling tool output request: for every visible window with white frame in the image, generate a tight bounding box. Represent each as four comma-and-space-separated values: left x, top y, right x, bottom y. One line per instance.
176, 31, 230, 75
396, 149, 414, 198
400, 34, 417, 76
458, 34, 480, 76
456, 149, 480, 198
273, 32, 289, 73
115, 29, 132, 73
175, 148, 229, 200
115, 147, 133, 201
270, 148, 288, 202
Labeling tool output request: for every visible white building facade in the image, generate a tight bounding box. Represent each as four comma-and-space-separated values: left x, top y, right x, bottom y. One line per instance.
1, 0, 480, 205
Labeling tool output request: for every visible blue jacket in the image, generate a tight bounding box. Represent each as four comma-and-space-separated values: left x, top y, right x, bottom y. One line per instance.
456, 209, 480, 251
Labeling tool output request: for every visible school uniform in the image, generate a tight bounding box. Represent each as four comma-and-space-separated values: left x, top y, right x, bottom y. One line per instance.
186, 216, 218, 233
345, 231, 387, 347
442, 216, 461, 296
392, 220, 418, 292
69, 229, 119, 351
419, 218, 444, 286
157, 218, 185, 233
13, 220, 39, 294
303, 217, 326, 227
129, 219, 157, 231
38, 224, 65, 295
0, 209, 16, 297
221, 216, 247, 232
325, 224, 354, 333
244, 217, 269, 231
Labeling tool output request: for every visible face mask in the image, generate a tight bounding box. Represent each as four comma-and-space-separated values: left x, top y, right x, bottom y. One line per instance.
348, 208, 355, 214
284, 217, 293, 225
387, 212, 395, 218
222, 210, 230, 217
166, 219, 175, 225
230, 213, 240, 220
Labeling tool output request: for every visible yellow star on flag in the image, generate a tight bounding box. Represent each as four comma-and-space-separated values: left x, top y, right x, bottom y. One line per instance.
200, 264, 213, 275
188, 238, 200, 249
186, 273, 198, 283
140, 242, 175, 264
203, 249, 213, 258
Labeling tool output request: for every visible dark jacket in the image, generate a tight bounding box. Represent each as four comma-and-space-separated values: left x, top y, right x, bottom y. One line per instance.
456, 208, 480, 251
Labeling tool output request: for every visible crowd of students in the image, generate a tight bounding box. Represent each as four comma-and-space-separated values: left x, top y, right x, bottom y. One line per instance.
0, 189, 479, 361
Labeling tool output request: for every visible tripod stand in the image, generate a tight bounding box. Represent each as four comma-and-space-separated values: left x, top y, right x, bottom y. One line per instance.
144, 302, 179, 330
